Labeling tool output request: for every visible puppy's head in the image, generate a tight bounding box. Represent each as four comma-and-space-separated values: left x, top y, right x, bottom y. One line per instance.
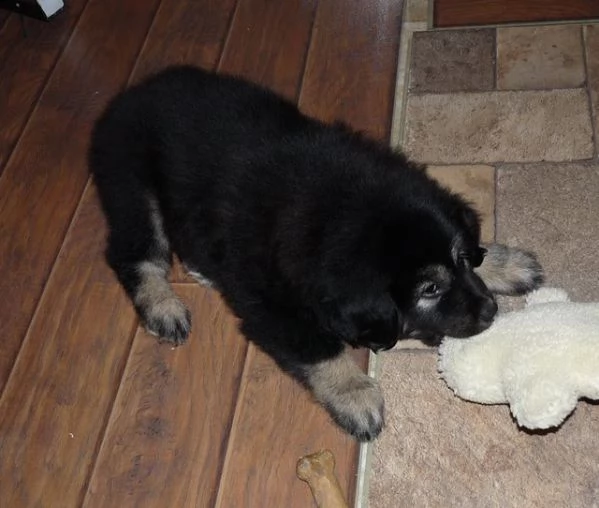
307, 196, 497, 352
387, 199, 497, 345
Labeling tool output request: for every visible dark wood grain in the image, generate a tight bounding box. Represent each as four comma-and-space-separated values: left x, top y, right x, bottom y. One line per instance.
0, 0, 160, 391
434, 0, 599, 27
218, 0, 317, 101
0, 0, 89, 176
132, 0, 237, 83
300, 0, 403, 141
84, 288, 247, 508
0, 186, 138, 507
0, 9, 10, 30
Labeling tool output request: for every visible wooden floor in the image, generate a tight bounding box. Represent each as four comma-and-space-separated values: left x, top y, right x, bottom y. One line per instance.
0, 1, 402, 506
434, 0, 599, 27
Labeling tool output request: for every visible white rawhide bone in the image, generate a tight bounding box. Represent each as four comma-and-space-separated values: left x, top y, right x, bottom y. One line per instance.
296, 449, 349, 508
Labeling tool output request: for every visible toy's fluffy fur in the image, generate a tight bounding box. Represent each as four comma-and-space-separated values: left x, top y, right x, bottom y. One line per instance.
439, 288, 599, 430
89, 66, 543, 440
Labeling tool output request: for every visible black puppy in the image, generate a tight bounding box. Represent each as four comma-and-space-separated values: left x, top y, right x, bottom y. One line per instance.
89, 66, 543, 441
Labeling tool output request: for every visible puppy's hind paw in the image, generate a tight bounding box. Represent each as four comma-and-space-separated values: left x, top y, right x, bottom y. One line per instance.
475, 244, 544, 296
142, 297, 191, 346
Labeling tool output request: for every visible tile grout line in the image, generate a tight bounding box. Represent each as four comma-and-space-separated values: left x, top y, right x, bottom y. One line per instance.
494, 26, 498, 90
431, 18, 599, 32
409, 86, 590, 97
582, 25, 599, 159
493, 164, 499, 243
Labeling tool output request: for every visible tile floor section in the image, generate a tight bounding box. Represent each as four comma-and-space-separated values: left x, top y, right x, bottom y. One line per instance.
364, 7, 599, 508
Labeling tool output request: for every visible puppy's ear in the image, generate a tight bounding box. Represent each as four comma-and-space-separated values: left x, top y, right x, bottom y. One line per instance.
446, 193, 482, 244
317, 293, 401, 352
458, 202, 482, 243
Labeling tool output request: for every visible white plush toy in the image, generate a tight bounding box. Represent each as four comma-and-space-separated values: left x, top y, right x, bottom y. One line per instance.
438, 287, 599, 430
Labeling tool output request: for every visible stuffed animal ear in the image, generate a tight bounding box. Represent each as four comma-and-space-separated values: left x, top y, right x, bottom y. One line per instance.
317, 293, 401, 352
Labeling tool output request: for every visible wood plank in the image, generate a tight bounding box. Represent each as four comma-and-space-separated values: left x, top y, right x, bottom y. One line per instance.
434, 0, 599, 28
215, 0, 402, 505
299, 0, 403, 141
0, 0, 89, 175
0, 0, 160, 391
218, 0, 317, 101
131, 0, 237, 83
216, 346, 363, 507
83, 287, 248, 508
0, 9, 10, 31
0, 186, 139, 507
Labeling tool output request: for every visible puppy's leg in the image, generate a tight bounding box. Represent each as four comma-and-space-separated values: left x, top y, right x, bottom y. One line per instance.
475, 243, 544, 295
106, 196, 191, 345
239, 306, 384, 441
303, 349, 384, 441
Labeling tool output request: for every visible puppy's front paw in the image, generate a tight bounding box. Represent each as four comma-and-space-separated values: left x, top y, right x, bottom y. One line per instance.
306, 352, 385, 441
475, 244, 544, 296
324, 375, 385, 441
141, 297, 191, 346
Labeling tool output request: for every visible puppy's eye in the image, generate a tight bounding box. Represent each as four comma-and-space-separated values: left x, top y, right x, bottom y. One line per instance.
421, 282, 441, 298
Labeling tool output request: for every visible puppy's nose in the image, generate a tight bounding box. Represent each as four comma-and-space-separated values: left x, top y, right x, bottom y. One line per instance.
479, 297, 498, 323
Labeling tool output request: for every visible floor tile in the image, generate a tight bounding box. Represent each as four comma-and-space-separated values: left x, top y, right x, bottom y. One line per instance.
409, 29, 495, 93
427, 165, 495, 244
404, 89, 593, 164
496, 162, 599, 302
368, 351, 599, 508
497, 25, 585, 90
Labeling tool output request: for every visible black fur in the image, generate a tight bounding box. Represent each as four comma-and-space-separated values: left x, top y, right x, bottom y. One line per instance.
89, 66, 509, 440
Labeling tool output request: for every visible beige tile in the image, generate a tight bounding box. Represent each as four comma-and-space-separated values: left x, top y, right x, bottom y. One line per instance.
497, 162, 599, 302
369, 351, 599, 508
497, 25, 585, 90
584, 25, 599, 157
427, 165, 495, 243
404, 89, 593, 164
405, 0, 429, 23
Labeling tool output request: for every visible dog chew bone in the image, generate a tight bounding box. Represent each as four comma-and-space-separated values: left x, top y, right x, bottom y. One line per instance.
296, 449, 349, 508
